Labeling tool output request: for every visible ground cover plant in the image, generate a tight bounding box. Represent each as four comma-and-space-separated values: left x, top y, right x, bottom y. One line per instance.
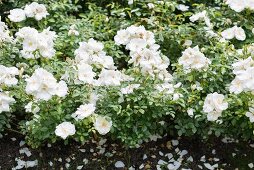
1, 0, 254, 168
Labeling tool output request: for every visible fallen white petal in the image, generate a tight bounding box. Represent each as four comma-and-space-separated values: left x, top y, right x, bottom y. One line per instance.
19, 141, 25, 147
79, 149, 86, 153
204, 163, 214, 170
248, 163, 254, 168
77, 165, 83, 170
19, 148, 32, 157
115, 161, 125, 168
158, 159, 167, 165
187, 156, 193, 162
172, 140, 179, 146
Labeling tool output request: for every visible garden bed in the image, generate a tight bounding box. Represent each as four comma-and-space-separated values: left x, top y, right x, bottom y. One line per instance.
1, 0, 254, 169
1, 132, 254, 169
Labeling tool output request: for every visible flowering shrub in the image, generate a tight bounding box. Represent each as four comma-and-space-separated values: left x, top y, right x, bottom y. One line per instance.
0, 0, 254, 147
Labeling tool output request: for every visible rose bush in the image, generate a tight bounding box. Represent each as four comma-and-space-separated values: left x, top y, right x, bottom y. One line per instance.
0, 0, 254, 148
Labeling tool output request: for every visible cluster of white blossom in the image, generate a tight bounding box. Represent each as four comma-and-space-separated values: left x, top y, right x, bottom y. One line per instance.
75, 38, 115, 69
221, 26, 246, 41
97, 69, 127, 86
178, 46, 211, 72
229, 57, 254, 94
225, 0, 254, 12
0, 65, 19, 86
114, 25, 172, 82
203, 92, 228, 121
74, 38, 130, 86
55, 115, 112, 139
8, 2, 48, 22
15, 27, 56, 59
0, 17, 13, 43
25, 68, 68, 101
0, 91, 15, 113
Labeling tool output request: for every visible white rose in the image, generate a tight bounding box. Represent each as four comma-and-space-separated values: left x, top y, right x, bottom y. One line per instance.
234, 26, 246, 41
177, 4, 189, 11
147, 3, 155, 9
55, 122, 76, 139
221, 27, 235, 40
0, 92, 15, 113
94, 116, 112, 135
8, 9, 26, 22
226, 0, 247, 12
128, 0, 134, 5
246, 107, 254, 123
72, 104, 96, 120
203, 92, 228, 121
55, 81, 68, 97
77, 63, 95, 84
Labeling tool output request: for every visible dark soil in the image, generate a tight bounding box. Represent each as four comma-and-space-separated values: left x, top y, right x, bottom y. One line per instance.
0, 132, 254, 170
